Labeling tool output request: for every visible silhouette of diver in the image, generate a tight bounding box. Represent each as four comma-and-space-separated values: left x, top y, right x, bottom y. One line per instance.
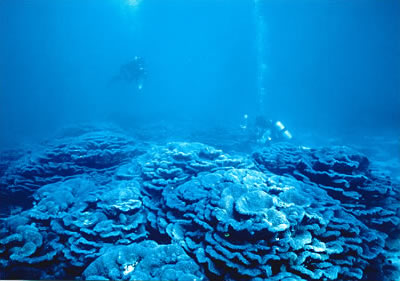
255, 115, 293, 143
240, 114, 293, 144
111, 56, 146, 90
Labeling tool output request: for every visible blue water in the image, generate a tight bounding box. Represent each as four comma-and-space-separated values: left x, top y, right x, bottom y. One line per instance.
0, 0, 399, 280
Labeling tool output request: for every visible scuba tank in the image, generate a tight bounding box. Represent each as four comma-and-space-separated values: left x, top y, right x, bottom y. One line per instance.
274, 121, 293, 140
252, 115, 294, 144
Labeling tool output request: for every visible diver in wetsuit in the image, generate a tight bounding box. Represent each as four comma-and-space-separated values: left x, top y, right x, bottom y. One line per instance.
241, 114, 293, 144
112, 56, 146, 90
255, 115, 293, 144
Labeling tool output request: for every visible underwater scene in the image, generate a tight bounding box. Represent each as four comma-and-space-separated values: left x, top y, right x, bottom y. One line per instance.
0, 0, 399, 280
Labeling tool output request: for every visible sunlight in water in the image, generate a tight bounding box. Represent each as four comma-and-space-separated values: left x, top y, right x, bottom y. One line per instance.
127, 0, 142, 6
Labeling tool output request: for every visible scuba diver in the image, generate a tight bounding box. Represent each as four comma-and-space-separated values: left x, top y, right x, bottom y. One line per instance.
111, 56, 146, 90
255, 115, 293, 144
240, 114, 293, 144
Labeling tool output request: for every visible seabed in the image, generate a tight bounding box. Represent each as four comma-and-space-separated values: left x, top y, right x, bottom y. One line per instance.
0, 122, 399, 281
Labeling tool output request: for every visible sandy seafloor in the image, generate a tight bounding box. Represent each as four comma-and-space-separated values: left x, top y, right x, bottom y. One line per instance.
0, 122, 399, 281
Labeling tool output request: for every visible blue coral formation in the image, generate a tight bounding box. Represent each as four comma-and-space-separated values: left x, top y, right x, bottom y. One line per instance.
82, 240, 206, 281
0, 128, 143, 197
156, 169, 388, 280
0, 128, 399, 280
0, 176, 148, 279
253, 142, 400, 279
137, 142, 249, 238
0, 127, 144, 217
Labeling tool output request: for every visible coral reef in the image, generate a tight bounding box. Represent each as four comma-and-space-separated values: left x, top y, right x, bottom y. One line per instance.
0, 128, 144, 215
83, 240, 206, 281
253, 142, 400, 279
0, 177, 147, 279
0, 128, 399, 280
155, 168, 387, 280
140, 142, 247, 192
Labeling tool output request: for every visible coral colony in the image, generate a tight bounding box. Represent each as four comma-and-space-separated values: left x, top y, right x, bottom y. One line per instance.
0, 125, 399, 280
